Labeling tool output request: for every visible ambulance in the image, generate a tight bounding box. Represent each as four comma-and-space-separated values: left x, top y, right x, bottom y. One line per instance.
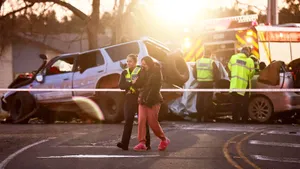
183, 14, 300, 66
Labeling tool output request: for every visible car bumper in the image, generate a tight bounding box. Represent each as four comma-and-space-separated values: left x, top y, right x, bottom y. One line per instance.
264, 91, 300, 113
290, 93, 300, 108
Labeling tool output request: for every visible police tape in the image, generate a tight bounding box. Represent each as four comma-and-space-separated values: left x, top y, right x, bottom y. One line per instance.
1, 88, 300, 92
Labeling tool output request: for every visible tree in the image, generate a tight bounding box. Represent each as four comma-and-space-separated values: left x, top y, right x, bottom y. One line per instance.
1, 0, 101, 50
279, 0, 300, 24
111, 0, 125, 45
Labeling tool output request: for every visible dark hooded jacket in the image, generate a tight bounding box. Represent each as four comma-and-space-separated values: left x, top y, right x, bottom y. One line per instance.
133, 64, 163, 107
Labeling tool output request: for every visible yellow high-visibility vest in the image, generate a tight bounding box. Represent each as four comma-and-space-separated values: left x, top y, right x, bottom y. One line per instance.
196, 58, 213, 82
228, 53, 255, 96
125, 66, 141, 93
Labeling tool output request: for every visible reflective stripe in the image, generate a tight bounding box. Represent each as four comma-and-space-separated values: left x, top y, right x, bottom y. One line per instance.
230, 62, 252, 71
197, 63, 211, 68
197, 77, 213, 81
231, 76, 248, 82
197, 68, 212, 71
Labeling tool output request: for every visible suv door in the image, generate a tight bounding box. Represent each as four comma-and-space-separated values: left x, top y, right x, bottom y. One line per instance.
34, 55, 75, 103
73, 50, 106, 97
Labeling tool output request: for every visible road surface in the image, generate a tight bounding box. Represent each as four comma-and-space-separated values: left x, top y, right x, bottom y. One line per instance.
0, 122, 299, 169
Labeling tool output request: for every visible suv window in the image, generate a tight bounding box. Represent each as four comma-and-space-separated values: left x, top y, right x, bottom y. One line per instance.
46, 57, 74, 75
105, 42, 139, 62
76, 50, 105, 71
145, 41, 169, 62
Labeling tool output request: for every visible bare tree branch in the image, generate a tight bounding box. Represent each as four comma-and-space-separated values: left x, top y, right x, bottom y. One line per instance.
24, 0, 88, 20
23, 0, 101, 50
1, 0, 101, 52
0, 2, 34, 19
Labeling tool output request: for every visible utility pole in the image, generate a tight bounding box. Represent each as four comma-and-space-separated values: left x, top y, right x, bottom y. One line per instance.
267, 0, 278, 25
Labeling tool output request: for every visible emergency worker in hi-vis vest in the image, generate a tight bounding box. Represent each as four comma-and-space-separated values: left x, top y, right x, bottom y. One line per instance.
117, 54, 151, 150
228, 47, 255, 123
193, 50, 220, 122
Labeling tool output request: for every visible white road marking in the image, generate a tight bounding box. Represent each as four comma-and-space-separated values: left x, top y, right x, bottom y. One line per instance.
0, 137, 55, 169
249, 140, 300, 148
55, 145, 116, 148
252, 155, 300, 164
37, 155, 160, 159
266, 131, 300, 136
178, 127, 259, 132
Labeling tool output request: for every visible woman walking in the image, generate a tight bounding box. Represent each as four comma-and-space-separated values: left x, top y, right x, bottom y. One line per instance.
132, 56, 170, 151
117, 54, 151, 151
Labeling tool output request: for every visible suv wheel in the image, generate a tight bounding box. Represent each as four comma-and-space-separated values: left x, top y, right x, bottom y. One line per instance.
9, 92, 37, 124
97, 92, 124, 123
248, 96, 273, 123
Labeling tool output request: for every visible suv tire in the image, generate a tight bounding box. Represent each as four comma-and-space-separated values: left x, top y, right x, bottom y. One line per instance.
9, 92, 37, 124
97, 92, 124, 123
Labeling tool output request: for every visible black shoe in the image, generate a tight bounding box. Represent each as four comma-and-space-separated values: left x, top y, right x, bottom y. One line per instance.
146, 146, 151, 150
117, 142, 128, 150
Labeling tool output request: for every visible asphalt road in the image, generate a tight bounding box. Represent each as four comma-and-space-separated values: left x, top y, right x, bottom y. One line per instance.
0, 122, 299, 169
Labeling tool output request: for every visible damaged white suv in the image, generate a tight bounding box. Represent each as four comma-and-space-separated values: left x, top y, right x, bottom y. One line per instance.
1, 37, 189, 124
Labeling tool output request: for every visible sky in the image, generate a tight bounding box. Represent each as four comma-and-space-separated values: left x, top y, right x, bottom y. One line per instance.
56, 0, 286, 20
1, 0, 286, 21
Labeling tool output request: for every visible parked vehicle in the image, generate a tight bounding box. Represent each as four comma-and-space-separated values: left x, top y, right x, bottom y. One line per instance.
213, 60, 300, 123
1, 37, 189, 124
170, 60, 300, 123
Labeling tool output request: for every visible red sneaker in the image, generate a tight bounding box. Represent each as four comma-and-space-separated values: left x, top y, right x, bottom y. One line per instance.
133, 143, 147, 151
158, 138, 170, 151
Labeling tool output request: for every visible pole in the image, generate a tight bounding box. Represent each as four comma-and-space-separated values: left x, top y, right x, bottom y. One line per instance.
267, 0, 278, 25
271, 0, 278, 25
267, 0, 272, 24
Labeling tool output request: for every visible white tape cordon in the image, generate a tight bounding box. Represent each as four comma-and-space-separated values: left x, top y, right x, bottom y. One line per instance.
1, 88, 300, 92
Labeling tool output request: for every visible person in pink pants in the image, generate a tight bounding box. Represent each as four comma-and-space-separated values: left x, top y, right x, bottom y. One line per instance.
131, 56, 170, 151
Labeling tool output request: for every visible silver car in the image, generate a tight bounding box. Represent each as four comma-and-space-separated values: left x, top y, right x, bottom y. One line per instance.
170, 60, 300, 123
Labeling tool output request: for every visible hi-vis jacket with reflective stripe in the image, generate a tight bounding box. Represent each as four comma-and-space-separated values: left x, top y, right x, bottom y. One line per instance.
196, 58, 214, 82
125, 66, 141, 93
228, 53, 255, 96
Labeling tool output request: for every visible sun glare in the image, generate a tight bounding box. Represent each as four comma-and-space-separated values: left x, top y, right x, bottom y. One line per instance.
152, 0, 205, 25
150, 0, 236, 25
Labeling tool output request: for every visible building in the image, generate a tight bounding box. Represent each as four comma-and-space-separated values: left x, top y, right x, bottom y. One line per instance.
0, 32, 111, 95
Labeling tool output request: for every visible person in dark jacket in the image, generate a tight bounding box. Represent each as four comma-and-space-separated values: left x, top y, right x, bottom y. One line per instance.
132, 56, 170, 151
193, 50, 221, 122
117, 54, 151, 151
